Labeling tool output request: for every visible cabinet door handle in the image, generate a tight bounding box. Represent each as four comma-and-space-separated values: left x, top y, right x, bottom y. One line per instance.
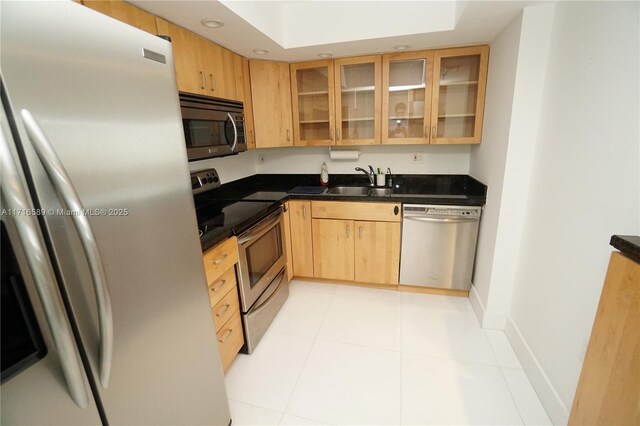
249, 130, 254, 145
424, 125, 427, 139
211, 253, 228, 265
431, 126, 436, 139
215, 303, 231, 317
336, 128, 341, 140
210, 73, 216, 91
211, 279, 226, 292
200, 71, 206, 90
287, 129, 291, 141
302, 205, 307, 219
358, 226, 362, 239
218, 328, 233, 343
346, 224, 350, 238
330, 127, 334, 141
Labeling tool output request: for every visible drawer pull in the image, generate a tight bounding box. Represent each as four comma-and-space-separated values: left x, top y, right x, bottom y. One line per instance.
215, 304, 231, 317
211, 279, 226, 292
218, 329, 233, 343
211, 253, 228, 265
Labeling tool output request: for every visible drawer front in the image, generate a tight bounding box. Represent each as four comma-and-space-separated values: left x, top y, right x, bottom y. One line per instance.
212, 287, 240, 331
208, 267, 237, 308
203, 236, 239, 285
216, 312, 244, 372
311, 201, 401, 222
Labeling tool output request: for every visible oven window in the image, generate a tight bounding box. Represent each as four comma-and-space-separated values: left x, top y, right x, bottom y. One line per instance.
245, 224, 283, 288
183, 118, 235, 148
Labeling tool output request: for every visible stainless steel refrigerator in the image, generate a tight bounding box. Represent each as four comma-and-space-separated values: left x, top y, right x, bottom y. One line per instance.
0, 1, 231, 424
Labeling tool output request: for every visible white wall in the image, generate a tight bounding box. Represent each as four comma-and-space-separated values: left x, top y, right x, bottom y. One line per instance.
468, 11, 523, 321
188, 150, 258, 184
470, 4, 555, 329
256, 144, 471, 175
504, 2, 639, 424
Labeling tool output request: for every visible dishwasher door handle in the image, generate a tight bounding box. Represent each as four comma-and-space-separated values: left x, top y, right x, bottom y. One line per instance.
404, 215, 479, 224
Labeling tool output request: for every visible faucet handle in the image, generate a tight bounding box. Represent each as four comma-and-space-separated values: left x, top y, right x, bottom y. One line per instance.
368, 165, 375, 175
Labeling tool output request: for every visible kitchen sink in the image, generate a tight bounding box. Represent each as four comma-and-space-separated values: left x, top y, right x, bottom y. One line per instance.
326, 186, 393, 197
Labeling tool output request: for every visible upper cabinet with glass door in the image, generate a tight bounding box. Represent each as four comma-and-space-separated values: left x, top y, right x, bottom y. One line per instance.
430, 45, 489, 144
334, 56, 381, 145
382, 51, 434, 144
290, 61, 335, 146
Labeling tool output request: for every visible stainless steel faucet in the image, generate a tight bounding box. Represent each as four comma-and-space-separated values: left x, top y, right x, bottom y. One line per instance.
355, 165, 375, 186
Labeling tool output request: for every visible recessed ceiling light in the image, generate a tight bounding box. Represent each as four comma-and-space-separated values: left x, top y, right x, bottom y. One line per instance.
394, 44, 411, 51
318, 53, 332, 58
253, 49, 269, 55
201, 19, 224, 28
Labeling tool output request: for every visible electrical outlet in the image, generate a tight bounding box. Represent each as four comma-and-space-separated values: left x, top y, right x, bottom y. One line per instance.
412, 153, 424, 163
259, 153, 265, 164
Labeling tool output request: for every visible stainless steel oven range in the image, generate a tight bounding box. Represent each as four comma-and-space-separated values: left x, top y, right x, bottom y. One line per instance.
236, 207, 288, 353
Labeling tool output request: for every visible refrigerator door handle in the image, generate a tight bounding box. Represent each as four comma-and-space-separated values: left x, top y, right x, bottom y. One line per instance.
0, 128, 90, 409
20, 109, 114, 389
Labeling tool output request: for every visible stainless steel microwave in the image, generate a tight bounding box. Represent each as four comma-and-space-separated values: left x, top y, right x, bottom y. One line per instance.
180, 93, 247, 161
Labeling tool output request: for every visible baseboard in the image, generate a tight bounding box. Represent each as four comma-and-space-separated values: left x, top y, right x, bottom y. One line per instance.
504, 316, 569, 425
469, 285, 508, 329
469, 284, 486, 325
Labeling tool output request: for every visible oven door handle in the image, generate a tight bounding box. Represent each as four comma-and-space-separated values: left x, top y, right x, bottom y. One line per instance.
228, 113, 238, 152
238, 208, 282, 245
248, 268, 286, 314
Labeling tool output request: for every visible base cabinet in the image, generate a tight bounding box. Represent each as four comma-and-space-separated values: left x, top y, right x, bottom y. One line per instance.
569, 251, 640, 425
288, 201, 314, 277
312, 219, 354, 281
354, 221, 401, 285
307, 201, 401, 285
202, 237, 244, 372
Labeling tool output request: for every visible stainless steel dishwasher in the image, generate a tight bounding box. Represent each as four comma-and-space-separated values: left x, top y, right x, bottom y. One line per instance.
400, 204, 482, 290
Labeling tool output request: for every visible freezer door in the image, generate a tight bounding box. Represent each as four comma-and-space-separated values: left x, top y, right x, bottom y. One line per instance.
1, 2, 231, 424
1, 101, 102, 425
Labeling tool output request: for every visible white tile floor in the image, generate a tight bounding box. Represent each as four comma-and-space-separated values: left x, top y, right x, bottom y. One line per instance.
225, 280, 552, 425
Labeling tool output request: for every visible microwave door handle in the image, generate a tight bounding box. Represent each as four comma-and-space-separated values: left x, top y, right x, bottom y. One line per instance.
21, 109, 114, 389
0, 129, 90, 408
227, 112, 238, 152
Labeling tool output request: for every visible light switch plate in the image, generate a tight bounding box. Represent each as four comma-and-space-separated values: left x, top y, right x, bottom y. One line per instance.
412, 153, 424, 163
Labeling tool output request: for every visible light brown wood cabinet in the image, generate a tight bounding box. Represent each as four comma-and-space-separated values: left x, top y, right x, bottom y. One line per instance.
312, 219, 355, 281
334, 56, 382, 145
249, 61, 293, 148
354, 221, 401, 285
290, 60, 336, 146
283, 202, 294, 281
249, 60, 294, 148
310, 201, 401, 285
82, 0, 157, 34
202, 237, 244, 372
241, 57, 256, 149
569, 251, 640, 425
288, 200, 314, 277
155, 18, 241, 100
431, 45, 489, 144
382, 50, 434, 144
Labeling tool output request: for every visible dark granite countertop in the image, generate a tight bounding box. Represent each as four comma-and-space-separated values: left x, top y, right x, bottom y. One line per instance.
195, 173, 487, 206
195, 173, 487, 251
610, 235, 640, 264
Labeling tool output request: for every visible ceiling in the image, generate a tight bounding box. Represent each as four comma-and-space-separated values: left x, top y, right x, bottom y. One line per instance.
131, 0, 537, 62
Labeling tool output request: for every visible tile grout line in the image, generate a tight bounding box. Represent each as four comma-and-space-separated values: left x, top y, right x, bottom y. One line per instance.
280, 280, 338, 418
227, 398, 284, 425
484, 331, 526, 426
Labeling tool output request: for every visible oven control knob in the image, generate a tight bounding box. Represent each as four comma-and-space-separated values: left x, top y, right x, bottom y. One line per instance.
207, 177, 214, 183
213, 176, 219, 183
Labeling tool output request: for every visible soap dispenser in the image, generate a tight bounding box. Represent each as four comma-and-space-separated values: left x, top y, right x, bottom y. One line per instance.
320, 162, 329, 186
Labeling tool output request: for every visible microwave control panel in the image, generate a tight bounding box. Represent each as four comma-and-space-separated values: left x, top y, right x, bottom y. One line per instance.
191, 169, 221, 195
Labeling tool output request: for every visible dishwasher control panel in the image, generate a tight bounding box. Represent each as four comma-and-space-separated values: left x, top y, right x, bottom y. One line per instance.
403, 204, 481, 218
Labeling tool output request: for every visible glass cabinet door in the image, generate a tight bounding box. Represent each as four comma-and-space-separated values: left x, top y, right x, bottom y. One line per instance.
431, 45, 489, 144
334, 56, 381, 145
290, 60, 335, 146
382, 51, 434, 144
